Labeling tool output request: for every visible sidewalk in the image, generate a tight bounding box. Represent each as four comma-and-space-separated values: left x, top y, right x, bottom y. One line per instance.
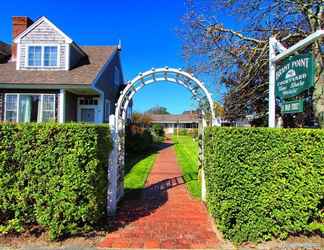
98, 141, 220, 249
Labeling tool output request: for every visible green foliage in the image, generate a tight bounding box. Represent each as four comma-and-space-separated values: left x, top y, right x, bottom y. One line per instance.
204, 127, 324, 243
145, 105, 169, 114
151, 124, 165, 143
126, 126, 154, 155
151, 124, 164, 137
177, 128, 198, 138
178, 129, 188, 136
0, 123, 111, 240
172, 135, 200, 198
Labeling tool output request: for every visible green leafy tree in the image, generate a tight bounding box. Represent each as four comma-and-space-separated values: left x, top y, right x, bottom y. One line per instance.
145, 105, 170, 114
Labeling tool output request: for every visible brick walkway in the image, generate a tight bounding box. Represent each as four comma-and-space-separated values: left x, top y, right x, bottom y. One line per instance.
98, 141, 220, 249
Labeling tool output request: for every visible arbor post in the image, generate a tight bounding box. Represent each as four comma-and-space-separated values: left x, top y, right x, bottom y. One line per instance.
268, 37, 276, 128
200, 115, 208, 202
107, 114, 118, 216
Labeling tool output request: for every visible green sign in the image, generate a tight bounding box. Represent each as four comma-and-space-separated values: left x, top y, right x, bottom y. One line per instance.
275, 53, 315, 99
282, 99, 304, 113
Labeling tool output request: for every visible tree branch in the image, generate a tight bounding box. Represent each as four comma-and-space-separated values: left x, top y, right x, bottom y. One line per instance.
206, 25, 264, 44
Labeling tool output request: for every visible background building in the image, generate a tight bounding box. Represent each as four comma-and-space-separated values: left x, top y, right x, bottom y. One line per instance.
149, 112, 199, 135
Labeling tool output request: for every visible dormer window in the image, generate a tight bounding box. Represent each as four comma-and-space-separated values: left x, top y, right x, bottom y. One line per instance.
28, 46, 41, 66
27, 45, 58, 67
44, 46, 58, 66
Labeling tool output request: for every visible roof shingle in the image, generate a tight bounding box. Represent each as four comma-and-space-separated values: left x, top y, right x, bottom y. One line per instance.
0, 46, 117, 85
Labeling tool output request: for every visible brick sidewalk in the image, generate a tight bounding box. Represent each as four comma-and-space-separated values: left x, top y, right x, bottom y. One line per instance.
98, 141, 220, 249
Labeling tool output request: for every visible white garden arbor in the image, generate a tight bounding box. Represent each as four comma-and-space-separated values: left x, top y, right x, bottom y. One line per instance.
107, 67, 220, 215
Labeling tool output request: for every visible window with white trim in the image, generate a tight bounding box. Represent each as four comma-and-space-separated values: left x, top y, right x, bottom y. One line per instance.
42, 95, 56, 122
28, 46, 42, 66
5, 94, 18, 122
44, 46, 58, 66
27, 45, 58, 67
4, 94, 56, 123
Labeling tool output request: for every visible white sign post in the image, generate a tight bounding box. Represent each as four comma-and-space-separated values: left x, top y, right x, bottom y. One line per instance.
268, 30, 324, 128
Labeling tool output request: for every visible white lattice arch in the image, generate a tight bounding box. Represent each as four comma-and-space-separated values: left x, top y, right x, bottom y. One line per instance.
116, 67, 217, 123
107, 67, 219, 216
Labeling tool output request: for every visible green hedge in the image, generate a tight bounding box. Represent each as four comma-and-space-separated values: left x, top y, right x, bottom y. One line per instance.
204, 127, 324, 243
0, 123, 111, 239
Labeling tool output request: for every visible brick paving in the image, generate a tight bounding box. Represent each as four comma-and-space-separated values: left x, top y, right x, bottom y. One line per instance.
98, 141, 220, 249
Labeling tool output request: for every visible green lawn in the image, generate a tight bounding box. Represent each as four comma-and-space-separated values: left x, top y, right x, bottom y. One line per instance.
124, 152, 157, 191
172, 135, 201, 198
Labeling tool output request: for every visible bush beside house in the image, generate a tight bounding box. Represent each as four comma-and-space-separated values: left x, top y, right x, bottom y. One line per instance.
204, 127, 324, 243
0, 123, 111, 239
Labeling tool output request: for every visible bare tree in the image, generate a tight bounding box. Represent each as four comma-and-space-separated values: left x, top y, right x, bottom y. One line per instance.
180, 0, 323, 126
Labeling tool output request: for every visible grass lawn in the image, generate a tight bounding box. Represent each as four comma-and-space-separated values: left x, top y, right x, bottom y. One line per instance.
124, 152, 157, 191
172, 135, 201, 198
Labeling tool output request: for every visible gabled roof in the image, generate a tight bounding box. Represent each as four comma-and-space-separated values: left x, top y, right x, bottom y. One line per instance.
0, 46, 118, 85
14, 16, 73, 43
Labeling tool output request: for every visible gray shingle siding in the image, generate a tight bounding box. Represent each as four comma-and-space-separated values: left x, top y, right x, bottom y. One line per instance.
22, 21, 65, 42
94, 50, 124, 119
19, 20, 67, 70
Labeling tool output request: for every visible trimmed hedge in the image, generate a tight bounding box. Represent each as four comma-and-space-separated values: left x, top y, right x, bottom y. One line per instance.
204, 127, 324, 243
0, 123, 111, 239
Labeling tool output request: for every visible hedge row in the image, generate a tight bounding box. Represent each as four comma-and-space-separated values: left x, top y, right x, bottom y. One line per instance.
204, 127, 324, 243
0, 123, 111, 239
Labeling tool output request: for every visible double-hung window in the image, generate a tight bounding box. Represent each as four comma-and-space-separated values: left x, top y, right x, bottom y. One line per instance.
5, 94, 18, 122
44, 46, 58, 66
42, 95, 56, 122
28, 46, 42, 66
27, 45, 58, 67
4, 94, 56, 123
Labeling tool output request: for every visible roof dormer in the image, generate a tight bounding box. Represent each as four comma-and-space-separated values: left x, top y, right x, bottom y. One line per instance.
13, 16, 86, 71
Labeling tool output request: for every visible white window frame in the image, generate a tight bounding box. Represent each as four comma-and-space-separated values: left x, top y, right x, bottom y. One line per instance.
77, 97, 99, 123
4, 93, 56, 122
4, 94, 18, 122
42, 94, 56, 122
25, 44, 60, 68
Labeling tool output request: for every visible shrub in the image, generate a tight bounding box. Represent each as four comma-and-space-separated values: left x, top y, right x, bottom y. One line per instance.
0, 123, 111, 240
151, 124, 164, 137
204, 127, 324, 243
125, 125, 154, 154
150, 124, 165, 143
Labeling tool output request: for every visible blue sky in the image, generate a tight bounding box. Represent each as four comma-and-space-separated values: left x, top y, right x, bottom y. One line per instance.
0, 0, 224, 114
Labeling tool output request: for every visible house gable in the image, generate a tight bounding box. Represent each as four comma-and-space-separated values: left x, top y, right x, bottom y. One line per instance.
14, 16, 72, 44
14, 16, 85, 71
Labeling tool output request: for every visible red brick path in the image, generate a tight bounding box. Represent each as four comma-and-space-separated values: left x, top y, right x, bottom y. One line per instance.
98, 141, 220, 249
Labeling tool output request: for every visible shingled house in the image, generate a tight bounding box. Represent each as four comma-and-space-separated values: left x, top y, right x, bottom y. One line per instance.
0, 16, 125, 123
